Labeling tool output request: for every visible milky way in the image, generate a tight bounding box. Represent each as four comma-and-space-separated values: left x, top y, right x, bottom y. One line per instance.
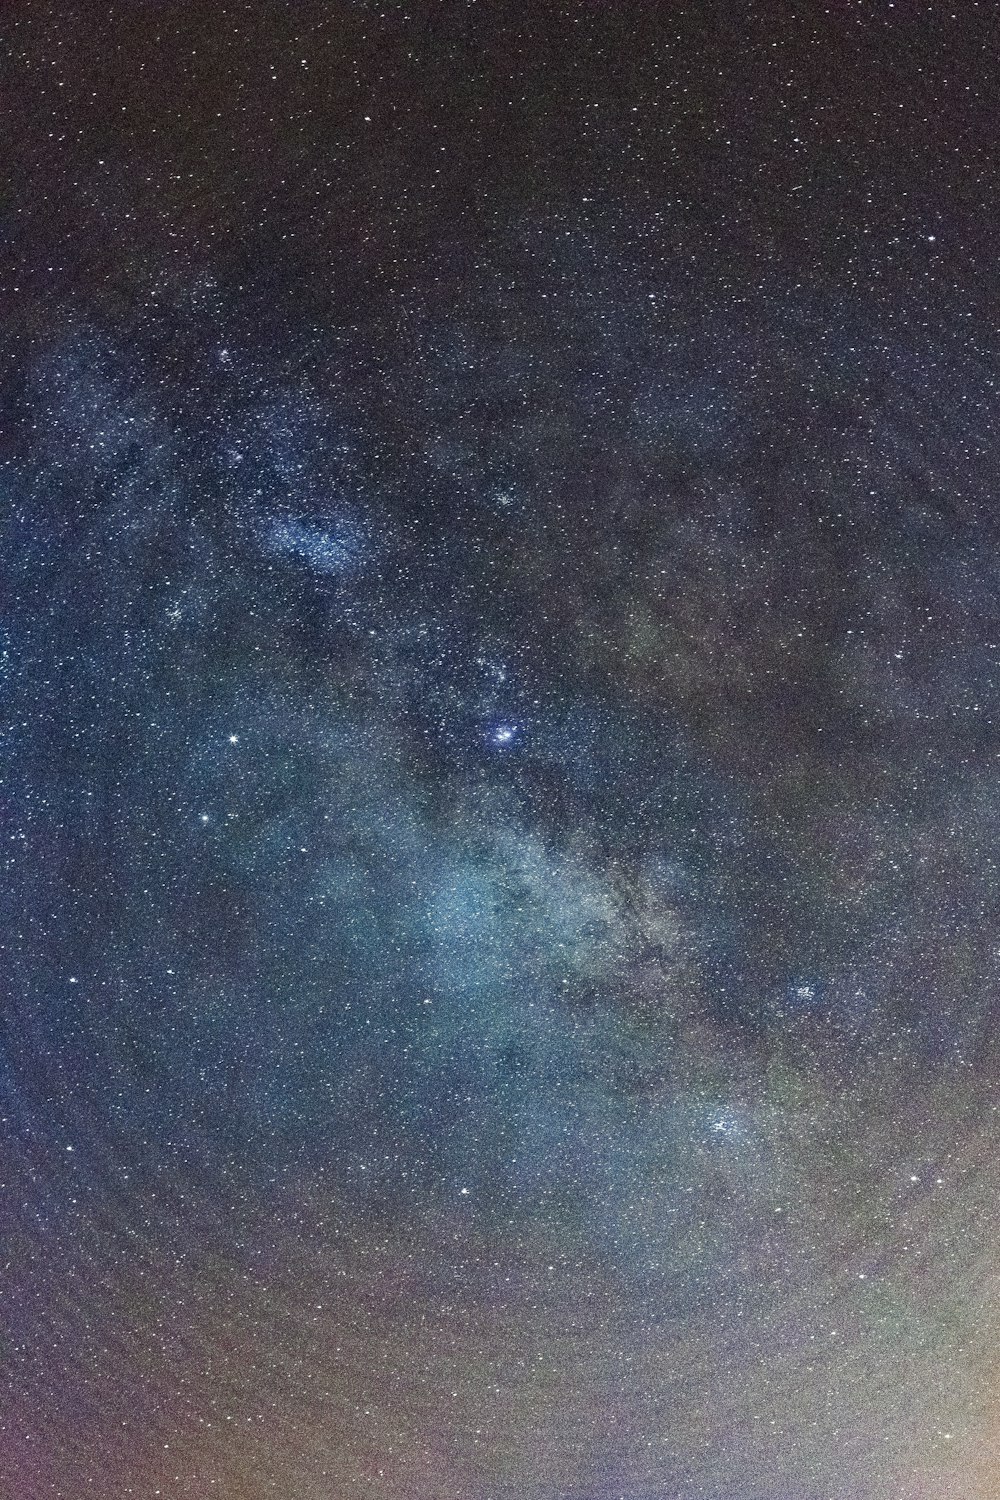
4, 4, 1000, 1496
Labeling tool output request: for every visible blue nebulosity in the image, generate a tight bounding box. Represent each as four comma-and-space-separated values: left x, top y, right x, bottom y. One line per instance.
266, 515, 366, 576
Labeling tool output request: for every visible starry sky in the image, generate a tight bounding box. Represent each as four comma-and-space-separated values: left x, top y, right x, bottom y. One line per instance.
4, 2, 1000, 1496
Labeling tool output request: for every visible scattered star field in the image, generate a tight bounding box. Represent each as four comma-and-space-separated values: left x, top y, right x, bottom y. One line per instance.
5, 3, 1000, 1496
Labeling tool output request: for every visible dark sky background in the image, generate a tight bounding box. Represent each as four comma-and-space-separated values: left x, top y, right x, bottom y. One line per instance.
4, 3, 1000, 1496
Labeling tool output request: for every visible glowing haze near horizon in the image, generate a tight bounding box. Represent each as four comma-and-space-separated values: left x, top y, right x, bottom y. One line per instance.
4, 3, 1000, 1496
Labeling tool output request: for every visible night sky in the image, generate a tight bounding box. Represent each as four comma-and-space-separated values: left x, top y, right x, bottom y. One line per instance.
5, 2, 1000, 1496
